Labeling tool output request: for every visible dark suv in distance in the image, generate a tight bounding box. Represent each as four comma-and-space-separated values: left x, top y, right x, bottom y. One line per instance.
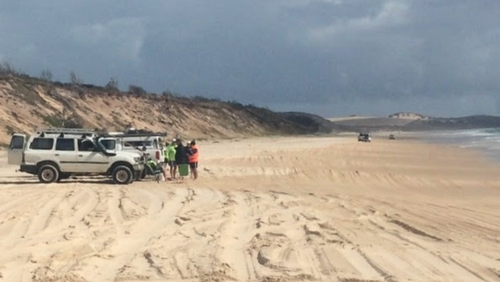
358, 133, 372, 142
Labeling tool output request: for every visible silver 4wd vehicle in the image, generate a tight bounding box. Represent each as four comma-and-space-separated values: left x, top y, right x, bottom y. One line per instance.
7, 128, 144, 184
106, 128, 167, 166
358, 133, 372, 142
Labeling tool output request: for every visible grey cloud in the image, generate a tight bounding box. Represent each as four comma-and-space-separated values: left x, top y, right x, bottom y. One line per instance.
0, 0, 499, 117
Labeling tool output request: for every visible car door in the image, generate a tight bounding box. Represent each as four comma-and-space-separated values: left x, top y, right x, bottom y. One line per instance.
75, 139, 109, 173
55, 138, 77, 172
8, 134, 26, 165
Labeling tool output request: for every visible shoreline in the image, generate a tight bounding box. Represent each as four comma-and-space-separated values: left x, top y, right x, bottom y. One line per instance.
407, 129, 500, 164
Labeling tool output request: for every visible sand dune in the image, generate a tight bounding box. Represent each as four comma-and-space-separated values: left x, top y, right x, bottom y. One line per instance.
0, 136, 499, 282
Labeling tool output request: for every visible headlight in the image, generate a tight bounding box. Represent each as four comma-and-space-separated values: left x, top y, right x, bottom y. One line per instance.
134, 157, 141, 163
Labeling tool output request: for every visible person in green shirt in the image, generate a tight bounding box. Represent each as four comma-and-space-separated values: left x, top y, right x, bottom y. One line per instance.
163, 142, 169, 164
165, 139, 177, 180
144, 154, 164, 183
162, 142, 169, 180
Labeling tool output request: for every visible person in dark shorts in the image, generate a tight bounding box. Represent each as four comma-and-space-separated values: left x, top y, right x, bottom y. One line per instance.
164, 140, 177, 180
174, 139, 189, 179
188, 140, 199, 180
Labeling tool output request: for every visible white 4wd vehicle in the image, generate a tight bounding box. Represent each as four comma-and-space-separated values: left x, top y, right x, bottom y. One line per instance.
107, 128, 166, 166
358, 133, 372, 142
7, 128, 144, 184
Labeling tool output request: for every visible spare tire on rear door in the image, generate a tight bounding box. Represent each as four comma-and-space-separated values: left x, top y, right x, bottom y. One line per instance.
112, 165, 133, 184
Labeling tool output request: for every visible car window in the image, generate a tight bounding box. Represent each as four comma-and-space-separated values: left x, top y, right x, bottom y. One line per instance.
10, 135, 25, 149
123, 141, 152, 148
77, 139, 98, 152
56, 138, 75, 151
100, 139, 116, 150
30, 138, 54, 150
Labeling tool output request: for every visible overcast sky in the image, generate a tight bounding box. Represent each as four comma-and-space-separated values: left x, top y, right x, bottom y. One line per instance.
1, 0, 499, 117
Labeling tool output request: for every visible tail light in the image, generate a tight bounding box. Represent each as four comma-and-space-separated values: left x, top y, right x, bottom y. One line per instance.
155, 151, 160, 160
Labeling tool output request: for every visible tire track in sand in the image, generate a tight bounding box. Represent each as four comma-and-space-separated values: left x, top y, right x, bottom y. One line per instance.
79, 187, 188, 282
112, 187, 228, 281
217, 191, 262, 281
0, 187, 100, 282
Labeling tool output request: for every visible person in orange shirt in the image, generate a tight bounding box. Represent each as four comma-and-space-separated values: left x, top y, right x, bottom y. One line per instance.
188, 140, 199, 180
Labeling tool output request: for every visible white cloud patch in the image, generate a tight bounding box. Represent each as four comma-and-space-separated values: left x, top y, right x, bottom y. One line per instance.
307, 1, 411, 43
19, 44, 37, 57
71, 18, 146, 62
277, 0, 343, 7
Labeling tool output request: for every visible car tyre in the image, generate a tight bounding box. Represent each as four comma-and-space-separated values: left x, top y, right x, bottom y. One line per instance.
38, 164, 59, 183
112, 166, 133, 185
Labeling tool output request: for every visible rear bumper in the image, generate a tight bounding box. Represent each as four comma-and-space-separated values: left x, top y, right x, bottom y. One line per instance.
20, 164, 37, 174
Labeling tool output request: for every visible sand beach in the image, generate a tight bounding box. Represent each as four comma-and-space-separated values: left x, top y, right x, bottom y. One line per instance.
0, 134, 499, 282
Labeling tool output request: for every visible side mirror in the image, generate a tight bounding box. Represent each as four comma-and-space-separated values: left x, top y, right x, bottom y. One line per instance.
142, 145, 147, 151
105, 149, 117, 156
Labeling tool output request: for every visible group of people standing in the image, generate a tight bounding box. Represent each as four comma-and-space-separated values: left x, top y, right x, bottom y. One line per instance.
163, 138, 199, 181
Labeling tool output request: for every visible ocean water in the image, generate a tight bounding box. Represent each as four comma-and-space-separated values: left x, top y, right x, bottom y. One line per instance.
423, 128, 500, 162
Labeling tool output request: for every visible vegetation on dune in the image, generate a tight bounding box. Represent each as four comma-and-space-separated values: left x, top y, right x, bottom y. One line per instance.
0, 62, 339, 143
1, 61, 498, 143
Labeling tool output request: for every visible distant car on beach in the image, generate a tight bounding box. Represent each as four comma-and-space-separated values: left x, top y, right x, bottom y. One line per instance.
389, 134, 396, 140
358, 133, 372, 142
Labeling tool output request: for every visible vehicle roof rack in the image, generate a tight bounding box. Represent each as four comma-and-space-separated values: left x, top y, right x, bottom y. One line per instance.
124, 129, 167, 135
102, 132, 168, 138
36, 127, 98, 135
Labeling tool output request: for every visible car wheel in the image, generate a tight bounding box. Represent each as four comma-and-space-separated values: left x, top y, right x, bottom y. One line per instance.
112, 166, 133, 185
38, 164, 59, 183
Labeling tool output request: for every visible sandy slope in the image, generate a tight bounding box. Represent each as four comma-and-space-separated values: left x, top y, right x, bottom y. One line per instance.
0, 136, 500, 282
